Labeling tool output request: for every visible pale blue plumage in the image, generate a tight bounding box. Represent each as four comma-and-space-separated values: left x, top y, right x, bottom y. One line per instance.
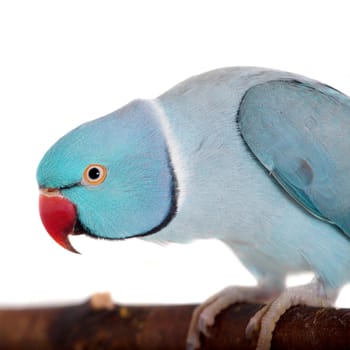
37, 66, 350, 295
38, 99, 176, 239
151, 68, 350, 291
239, 79, 350, 232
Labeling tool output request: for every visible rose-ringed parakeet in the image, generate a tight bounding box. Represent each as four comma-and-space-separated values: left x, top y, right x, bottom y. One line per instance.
37, 67, 350, 349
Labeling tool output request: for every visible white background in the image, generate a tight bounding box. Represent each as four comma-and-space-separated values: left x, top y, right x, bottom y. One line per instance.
1, 0, 350, 307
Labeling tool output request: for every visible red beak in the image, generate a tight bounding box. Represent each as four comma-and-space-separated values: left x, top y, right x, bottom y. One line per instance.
39, 189, 80, 254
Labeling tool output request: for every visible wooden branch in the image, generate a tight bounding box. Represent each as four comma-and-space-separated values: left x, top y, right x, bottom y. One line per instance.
0, 297, 350, 349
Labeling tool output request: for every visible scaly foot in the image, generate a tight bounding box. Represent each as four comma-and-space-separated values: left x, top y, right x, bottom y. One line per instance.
186, 284, 281, 349
251, 281, 336, 350
186, 280, 336, 350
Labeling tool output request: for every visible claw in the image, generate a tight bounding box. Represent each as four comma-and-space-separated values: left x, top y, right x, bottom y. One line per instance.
245, 305, 269, 339
198, 310, 215, 337
186, 335, 201, 350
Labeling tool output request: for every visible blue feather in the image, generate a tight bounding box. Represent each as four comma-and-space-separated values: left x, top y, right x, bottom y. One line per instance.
238, 79, 350, 235
37, 99, 177, 239
38, 67, 350, 291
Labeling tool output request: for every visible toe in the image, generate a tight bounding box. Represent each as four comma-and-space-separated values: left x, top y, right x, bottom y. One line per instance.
186, 333, 201, 350
245, 305, 269, 339
198, 310, 215, 337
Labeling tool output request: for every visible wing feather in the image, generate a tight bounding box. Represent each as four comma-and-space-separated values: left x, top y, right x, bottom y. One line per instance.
238, 79, 350, 235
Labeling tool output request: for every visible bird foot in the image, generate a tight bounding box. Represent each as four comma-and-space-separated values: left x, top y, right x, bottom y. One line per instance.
186, 285, 279, 350
186, 281, 336, 350
252, 282, 335, 350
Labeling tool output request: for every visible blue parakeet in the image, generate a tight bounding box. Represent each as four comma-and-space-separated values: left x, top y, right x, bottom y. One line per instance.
37, 68, 350, 349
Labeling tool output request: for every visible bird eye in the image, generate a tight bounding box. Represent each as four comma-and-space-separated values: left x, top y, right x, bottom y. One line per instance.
82, 164, 107, 186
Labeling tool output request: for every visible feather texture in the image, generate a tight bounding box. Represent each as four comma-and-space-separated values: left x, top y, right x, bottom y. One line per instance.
38, 67, 350, 290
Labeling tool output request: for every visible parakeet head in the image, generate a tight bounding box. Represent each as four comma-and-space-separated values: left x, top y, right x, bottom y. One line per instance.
37, 100, 177, 253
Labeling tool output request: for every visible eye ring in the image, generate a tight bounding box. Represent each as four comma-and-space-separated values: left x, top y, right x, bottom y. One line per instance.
82, 164, 107, 186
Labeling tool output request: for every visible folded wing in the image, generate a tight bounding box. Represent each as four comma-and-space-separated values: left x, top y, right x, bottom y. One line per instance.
238, 79, 350, 235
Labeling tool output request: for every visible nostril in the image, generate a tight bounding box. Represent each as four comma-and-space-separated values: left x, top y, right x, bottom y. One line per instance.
40, 187, 60, 196
45, 188, 57, 193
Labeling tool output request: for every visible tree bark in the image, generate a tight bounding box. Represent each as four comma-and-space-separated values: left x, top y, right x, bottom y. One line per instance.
0, 298, 349, 349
